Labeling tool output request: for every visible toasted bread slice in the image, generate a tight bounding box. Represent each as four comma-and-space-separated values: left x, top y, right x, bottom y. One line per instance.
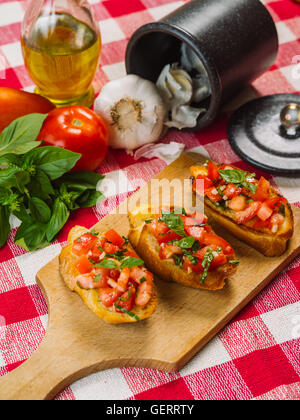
128, 207, 238, 291
190, 164, 294, 257
59, 226, 158, 324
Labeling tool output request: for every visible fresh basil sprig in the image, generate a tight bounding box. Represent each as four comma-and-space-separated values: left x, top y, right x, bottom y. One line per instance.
219, 169, 257, 194
120, 257, 144, 269
0, 114, 106, 252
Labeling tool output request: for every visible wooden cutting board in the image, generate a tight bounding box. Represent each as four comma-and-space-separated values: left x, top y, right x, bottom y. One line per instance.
1, 151, 300, 400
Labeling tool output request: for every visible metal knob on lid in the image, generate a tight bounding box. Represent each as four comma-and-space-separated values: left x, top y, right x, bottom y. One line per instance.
280, 103, 300, 136
228, 94, 300, 176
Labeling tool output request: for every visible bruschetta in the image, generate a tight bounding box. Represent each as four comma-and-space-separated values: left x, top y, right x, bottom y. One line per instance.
190, 161, 294, 257
59, 226, 157, 324
128, 207, 238, 291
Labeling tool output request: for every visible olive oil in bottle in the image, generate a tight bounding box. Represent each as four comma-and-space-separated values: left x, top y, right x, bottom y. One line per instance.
21, 12, 101, 107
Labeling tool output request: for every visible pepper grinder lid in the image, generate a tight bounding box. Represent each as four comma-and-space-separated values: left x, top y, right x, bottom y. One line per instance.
227, 94, 300, 176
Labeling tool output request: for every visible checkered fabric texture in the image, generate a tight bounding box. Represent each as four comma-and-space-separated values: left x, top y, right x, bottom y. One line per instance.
0, 0, 299, 401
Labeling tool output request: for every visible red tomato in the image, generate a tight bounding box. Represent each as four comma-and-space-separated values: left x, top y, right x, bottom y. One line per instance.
207, 161, 220, 181
0, 87, 55, 133
206, 187, 223, 202
159, 243, 183, 259
115, 287, 136, 313
109, 269, 120, 281
252, 177, 270, 202
235, 202, 261, 225
201, 233, 234, 256
265, 197, 287, 209
224, 184, 242, 200
98, 288, 119, 307
228, 195, 247, 212
184, 214, 207, 227
104, 229, 125, 247
193, 175, 213, 194
72, 233, 98, 256
157, 230, 182, 244
75, 255, 94, 274
93, 268, 110, 288
185, 226, 205, 241
257, 202, 273, 221
102, 241, 121, 254
37, 106, 109, 171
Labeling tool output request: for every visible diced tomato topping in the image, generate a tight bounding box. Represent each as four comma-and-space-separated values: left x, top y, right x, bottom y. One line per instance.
207, 161, 220, 182
235, 202, 261, 224
124, 250, 140, 258
157, 230, 182, 244
93, 268, 110, 288
223, 183, 242, 200
265, 197, 287, 210
228, 195, 247, 212
257, 202, 274, 222
76, 274, 95, 290
102, 240, 121, 254
185, 226, 205, 241
89, 245, 104, 262
206, 187, 223, 202
109, 269, 120, 281
159, 243, 183, 260
193, 175, 213, 194
115, 286, 136, 313
98, 288, 119, 307
200, 233, 234, 256
104, 229, 125, 247
72, 233, 98, 256
184, 214, 207, 228
182, 256, 203, 273
75, 255, 94, 274
252, 177, 270, 202
148, 219, 168, 238
253, 218, 271, 230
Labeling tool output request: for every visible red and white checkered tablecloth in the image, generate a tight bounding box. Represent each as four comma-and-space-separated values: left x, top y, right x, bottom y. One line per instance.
0, 0, 299, 401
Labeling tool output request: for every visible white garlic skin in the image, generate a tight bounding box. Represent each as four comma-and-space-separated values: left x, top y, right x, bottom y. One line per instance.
94, 75, 167, 150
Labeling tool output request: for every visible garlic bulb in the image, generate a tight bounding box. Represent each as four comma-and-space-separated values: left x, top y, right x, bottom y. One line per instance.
94, 75, 167, 150
157, 64, 206, 130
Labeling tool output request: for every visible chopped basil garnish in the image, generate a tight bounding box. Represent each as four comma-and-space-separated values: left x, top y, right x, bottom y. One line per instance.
90, 228, 99, 236
120, 257, 144, 269
76, 237, 81, 243
122, 236, 129, 244
279, 203, 285, 216
229, 260, 240, 266
201, 248, 214, 283
76, 281, 85, 290
94, 274, 101, 283
219, 169, 258, 194
145, 220, 153, 224
114, 303, 140, 321
140, 277, 147, 283
119, 289, 131, 302
173, 254, 184, 267
159, 212, 186, 237
95, 259, 118, 269
172, 236, 195, 249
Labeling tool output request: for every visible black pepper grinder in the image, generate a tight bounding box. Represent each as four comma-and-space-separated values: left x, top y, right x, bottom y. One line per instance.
126, 0, 279, 130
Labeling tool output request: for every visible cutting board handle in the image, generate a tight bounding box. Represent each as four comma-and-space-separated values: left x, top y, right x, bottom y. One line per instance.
0, 326, 103, 400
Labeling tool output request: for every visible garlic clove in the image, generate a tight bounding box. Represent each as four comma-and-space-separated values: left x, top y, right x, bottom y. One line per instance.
94, 75, 167, 150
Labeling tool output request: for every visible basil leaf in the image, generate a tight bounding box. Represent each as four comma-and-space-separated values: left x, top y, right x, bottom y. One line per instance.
120, 257, 144, 269
57, 171, 105, 190
174, 236, 195, 249
95, 260, 118, 269
24, 147, 81, 180
27, 169, 55, 200
0, 168, 24, 189
0, 154, 23, 167
0, 205, 10, 248
0, 114, 46, 156
29, 197, 52, 224
219, 169, 246, 184
76, 190, 105, 208
46, 198, 70, 242
159, 213, 186, 237
14, 218, 50, 251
